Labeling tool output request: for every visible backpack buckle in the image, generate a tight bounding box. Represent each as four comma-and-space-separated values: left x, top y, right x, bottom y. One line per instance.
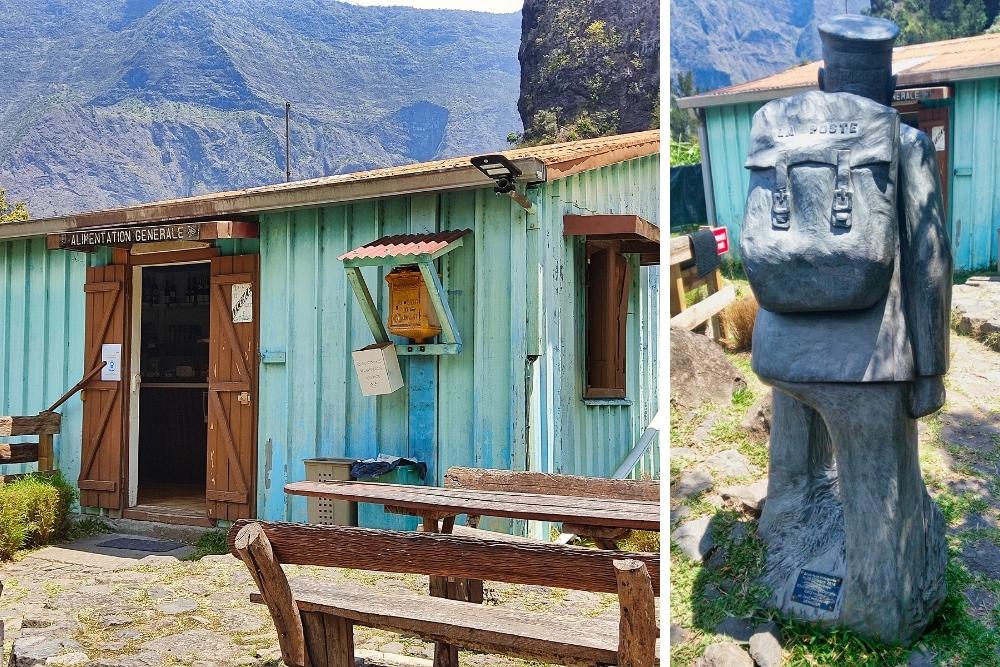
832, 188, 852, 228
772, 189, 790, 229
831, 149, 853, 228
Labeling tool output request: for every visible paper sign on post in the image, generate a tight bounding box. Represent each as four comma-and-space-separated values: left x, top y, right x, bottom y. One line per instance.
101, 344, 122, 381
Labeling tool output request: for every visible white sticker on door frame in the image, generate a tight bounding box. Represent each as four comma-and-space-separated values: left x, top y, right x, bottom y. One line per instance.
232, 283, 253, 323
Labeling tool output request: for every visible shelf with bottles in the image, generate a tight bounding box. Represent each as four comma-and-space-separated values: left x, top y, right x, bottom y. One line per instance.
142, 274, 211, 308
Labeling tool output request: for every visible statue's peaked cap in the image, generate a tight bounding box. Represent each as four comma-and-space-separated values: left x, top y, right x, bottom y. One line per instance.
819, 14, 899, 55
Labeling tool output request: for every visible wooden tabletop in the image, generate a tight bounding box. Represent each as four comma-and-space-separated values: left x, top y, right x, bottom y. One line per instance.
284, 480, 660, 531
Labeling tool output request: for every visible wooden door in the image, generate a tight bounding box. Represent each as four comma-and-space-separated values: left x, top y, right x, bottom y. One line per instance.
917, 107, 950, 214
206, 255, 259, 520
80, 264, 129, 509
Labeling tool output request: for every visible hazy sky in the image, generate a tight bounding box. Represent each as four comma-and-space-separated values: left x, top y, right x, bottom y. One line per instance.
341, 0, 522, 12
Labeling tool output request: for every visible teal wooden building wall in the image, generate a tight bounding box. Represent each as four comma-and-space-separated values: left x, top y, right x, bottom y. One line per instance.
702, 80, 1000, 271
0, 154, 659, 528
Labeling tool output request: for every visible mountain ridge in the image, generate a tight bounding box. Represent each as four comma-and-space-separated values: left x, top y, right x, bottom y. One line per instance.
0, 0, 522, 218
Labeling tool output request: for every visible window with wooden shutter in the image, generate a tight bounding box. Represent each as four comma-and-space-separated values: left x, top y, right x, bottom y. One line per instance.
585, 240, 630, 399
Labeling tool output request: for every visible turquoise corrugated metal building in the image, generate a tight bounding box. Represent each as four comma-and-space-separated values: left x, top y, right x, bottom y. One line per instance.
0, 131, 660, 533
678, 31, 1000, 271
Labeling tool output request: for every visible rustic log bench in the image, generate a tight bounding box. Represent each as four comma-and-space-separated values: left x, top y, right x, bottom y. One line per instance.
229, 520, 660, 667
440, 467, 660, 548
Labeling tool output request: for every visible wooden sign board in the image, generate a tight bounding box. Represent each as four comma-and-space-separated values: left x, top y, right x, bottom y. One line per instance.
48, 221, 259, 251
892, 86, 951, 106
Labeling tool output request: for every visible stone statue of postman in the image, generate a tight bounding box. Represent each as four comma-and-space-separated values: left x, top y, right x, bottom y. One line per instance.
740, 15, 953, 644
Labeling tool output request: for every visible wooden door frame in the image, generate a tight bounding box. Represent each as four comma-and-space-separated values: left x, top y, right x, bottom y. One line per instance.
118, 250, 220, 521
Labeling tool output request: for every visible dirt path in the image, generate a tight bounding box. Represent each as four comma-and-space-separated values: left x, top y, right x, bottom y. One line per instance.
669, 332, 1000, 666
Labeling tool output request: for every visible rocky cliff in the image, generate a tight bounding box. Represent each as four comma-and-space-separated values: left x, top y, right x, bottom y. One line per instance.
517, 0, 659, 144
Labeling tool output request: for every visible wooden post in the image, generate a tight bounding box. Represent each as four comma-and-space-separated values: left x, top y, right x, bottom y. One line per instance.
707, 268, 725, 342
37, 434, 53, 472
234, 522, 309, 667
669, 264, 685, 317
422, 513, 459, 667
614, 559, 657, 667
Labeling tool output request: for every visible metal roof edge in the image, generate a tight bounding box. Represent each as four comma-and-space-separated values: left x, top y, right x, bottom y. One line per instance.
678, 62, 1000, 110
0, 158, 547, 242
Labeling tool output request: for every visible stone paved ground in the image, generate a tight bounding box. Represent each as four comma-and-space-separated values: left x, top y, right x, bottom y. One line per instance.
670, 328, 1000, 665
0, 540, 623, 666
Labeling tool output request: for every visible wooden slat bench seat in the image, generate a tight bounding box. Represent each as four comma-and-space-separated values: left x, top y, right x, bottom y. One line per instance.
259, 579, 631, 666
229, 520, 659, 667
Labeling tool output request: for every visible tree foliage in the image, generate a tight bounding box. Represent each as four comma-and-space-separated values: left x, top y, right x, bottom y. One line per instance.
670, 71, 699, 143
670, 140, 701, 166
0, 187, 28, 224
868, 0, 993, 45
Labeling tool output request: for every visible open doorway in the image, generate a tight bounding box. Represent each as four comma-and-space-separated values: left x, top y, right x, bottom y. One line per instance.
134, 263, 211, 517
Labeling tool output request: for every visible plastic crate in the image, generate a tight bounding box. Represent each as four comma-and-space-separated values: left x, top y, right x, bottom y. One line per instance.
304, 458, 357, 526
357, 463, 424, 531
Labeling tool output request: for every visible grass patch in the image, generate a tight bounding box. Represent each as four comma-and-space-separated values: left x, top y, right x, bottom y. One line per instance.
180, 530, 229, 561
0, 471, 76, 559
66, 515, 113, 541
936, 490, 991, 527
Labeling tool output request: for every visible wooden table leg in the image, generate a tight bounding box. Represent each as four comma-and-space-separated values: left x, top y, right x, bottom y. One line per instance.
422, 513, 460, 667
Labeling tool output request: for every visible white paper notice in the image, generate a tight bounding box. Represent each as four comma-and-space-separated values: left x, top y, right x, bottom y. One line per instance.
102, 344, 122, 381
232, 283, 253, 323
932, 125, 945, 152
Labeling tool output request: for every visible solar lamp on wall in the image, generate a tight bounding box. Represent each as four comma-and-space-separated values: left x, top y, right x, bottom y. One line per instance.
470, 154, 533, 212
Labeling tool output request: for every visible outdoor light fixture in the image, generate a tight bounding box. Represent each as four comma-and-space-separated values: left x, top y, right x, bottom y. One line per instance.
471, 154, 533, 212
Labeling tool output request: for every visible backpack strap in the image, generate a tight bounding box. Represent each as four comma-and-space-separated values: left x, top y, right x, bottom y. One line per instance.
832, 149, 853, 228
772, 152, 790, 229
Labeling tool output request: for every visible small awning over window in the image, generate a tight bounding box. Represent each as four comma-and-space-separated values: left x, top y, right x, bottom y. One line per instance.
562, 214, 659, 265
337, 230, 471, 266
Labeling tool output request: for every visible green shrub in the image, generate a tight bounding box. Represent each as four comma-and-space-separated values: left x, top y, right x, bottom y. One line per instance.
0, 472, 77, 559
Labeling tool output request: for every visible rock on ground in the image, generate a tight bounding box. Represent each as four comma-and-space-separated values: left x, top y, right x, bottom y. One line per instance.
8, 636, 85, 667
748, 621, 783, 667
671, 516, 714, 562
702, 449, 754, 479
714, 616, 754, 643
719, 478, 769, 516
670, 327, 746, 411
697, 642, 754, 667
673, 468, 713, 500
741, 393, 772, 436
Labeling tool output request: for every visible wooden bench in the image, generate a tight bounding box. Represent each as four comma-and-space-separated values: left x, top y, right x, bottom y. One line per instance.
669, 231, 735, 340
0, 412, 61, 480
229, 520, 660, 667
440, 467, 660, 548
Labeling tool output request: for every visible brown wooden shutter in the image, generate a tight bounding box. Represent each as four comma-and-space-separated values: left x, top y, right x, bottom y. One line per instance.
206, 254, 259, 521
916, 107, 949, 214
79, 264, 129, 509
585, 241, 629, 399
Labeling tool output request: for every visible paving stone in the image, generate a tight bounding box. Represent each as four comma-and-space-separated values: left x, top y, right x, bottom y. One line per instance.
670, 505, 691, 526
961, 539, 1000, 578
693, 413, 722, 444
671, 516, 715, 561
142, 629, 235, 660
907, 645, 935, 667
138, 555, 179, 566
156, 598, 199, 615
47, 652, 90, 665
97, 614, 132, 628
748, 621, 782, 667
220, 609, 267, 633
729, 521, 750, 545
714, 616, 754, 643
145, 586, 172, 599
673, 468, 713, 500
719, 478, 769, 516
703, 449, 754, 478
670, 623, 691, 645
741, 393, 772, 437
697, 642, 754, 667
381, 641, 406, 655
671, 447, 700, 462
8, 636, 84, 667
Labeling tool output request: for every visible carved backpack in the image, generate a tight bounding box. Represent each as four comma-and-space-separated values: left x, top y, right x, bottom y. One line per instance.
740, 91, 900, 313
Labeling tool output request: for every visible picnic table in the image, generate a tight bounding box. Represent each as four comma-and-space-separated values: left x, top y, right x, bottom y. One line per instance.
283, 479, 660, 538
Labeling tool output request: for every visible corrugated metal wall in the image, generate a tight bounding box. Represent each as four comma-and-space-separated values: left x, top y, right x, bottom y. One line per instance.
704, 102, 761, 255
951, 78, 1000, 270
0, 155, 659, 526
257, 154, 660, 523
0, 239, 88, 480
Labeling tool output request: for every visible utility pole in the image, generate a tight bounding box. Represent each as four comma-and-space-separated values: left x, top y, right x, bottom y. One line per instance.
285, 102, 291, 183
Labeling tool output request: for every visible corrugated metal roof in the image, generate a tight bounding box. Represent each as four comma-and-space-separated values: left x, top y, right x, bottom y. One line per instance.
678, 31, 1000, 109
337, 230, 470, 261
0, 130, 660, 242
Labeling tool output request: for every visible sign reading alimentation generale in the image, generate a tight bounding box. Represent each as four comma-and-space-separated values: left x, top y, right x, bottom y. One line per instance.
54, 223, 203, 249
